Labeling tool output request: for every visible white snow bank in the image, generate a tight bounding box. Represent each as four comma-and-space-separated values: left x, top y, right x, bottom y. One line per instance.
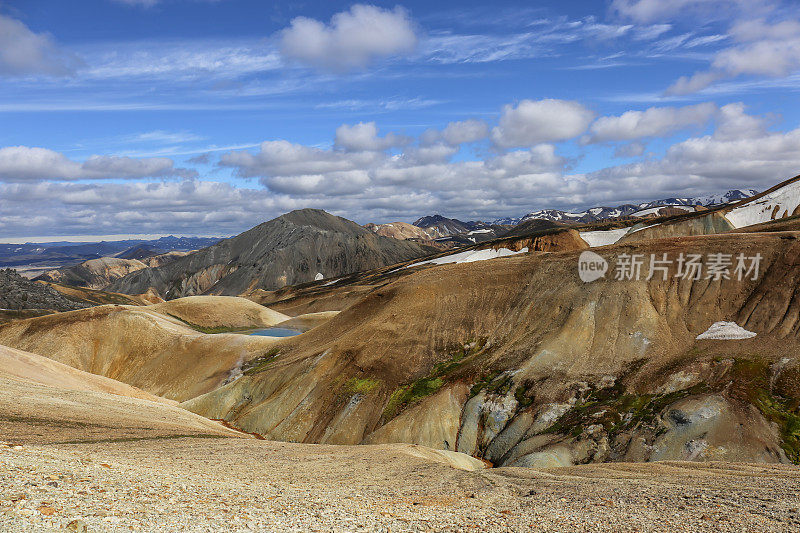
579, 228, 629, 247
406, 247, 529, 268
726, 180, 800, 228
696, 321, 757, 340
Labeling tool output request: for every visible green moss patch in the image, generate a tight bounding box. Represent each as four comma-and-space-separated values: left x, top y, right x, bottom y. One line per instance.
544, 383, 707, 440
242, 347, 281, 375
344, 377, 381, 395
382, 377, 444, 422
754, 391, 800, 463
726, 357, 800, 463
514, 385, 535, 408
381, 338, 488, 423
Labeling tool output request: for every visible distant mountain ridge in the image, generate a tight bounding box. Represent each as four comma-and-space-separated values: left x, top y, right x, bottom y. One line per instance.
492, 188, 758, 226
412, 215, 509, 242
0, 236, 222, 271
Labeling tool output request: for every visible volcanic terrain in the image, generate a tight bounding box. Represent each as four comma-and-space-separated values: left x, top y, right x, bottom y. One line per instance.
4, 175, 800, 531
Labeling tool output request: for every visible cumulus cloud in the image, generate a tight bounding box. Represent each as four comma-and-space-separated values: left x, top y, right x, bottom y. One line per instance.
420, 120, 489, 146
0, 180, 291, 239
187, 153, 212, 165
0, 146, 195, 182
590, 126, 800, 194
397, 144, 460, 166
279, 4, 418, 72
214, 103, 797, 222
219, 129, 567, 201
585, 103, 717, 143
713, 19, 800, 76
713, 102, 772, 140
490, 99, 595, 149
4, 100, 798, 238
219, 140, 384, 178
334, 122, 410, 152
0, 14, 82, 77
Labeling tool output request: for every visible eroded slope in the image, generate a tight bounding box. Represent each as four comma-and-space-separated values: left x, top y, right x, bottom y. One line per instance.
0, 301, 282, 401
183, 231, 800, 467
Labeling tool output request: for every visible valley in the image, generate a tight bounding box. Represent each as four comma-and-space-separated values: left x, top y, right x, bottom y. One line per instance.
3, 175, 800, 531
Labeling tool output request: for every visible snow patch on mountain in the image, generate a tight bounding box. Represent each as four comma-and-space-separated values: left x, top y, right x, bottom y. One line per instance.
579, 228, 630, 247
406, 247, 529, 268
725, 182, 800, 228
696, 321, 757, 340
494, 189, 758, 226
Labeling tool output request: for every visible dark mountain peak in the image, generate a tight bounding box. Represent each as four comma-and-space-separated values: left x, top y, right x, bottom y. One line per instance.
118, 244, 161, 261
108, 210, 431, 297
413, 214, 465, 227
277, 208, 367, 235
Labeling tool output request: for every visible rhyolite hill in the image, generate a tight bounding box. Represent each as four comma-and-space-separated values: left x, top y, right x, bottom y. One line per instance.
108, 209, 436, 298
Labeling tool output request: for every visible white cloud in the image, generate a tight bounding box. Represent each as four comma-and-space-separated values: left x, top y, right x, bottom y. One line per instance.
420, 17, 644, 65
3, 100, 798, 238
490, 99, 595, 148
611, 0, 762, 23
420, 120, 489, 146
586, 102, 717, 143
83, 39, 282, 80
397, 144, 460, 165
665, 72, 724, 95
668, 18, 800, 95
219, 140, 384, 178
614, 142, 647, 158
658, 7, 800, 95
713, 102, 772, 140
279, 4, 418, 72
712, 19, 800, 76
315, 98, 442, 112
586, 107, 800, 197
334, 122, 410, 152
590, 126, 800, 194
214, 103, 798, 222
0, 14, 81, 77
0, 146, 195, 182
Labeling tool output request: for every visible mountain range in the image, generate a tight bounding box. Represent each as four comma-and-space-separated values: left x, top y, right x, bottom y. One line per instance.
0, 236, 222, 277
490, 188, 757, 226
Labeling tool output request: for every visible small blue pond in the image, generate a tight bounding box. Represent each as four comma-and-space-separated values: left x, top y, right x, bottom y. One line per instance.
249, 327, 303, 337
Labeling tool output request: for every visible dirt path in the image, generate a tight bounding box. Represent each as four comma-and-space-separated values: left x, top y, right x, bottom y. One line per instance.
1, 438, 798, 532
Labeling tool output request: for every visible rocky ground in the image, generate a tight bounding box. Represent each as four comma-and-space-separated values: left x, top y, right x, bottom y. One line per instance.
1, 437, 799, 532
0, 269, 87, 313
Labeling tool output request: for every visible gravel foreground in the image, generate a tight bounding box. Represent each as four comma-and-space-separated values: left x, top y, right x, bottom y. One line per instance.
1, 438, 799, 532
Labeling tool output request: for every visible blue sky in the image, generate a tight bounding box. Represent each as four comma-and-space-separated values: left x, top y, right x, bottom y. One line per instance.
1, 0, 800, 240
